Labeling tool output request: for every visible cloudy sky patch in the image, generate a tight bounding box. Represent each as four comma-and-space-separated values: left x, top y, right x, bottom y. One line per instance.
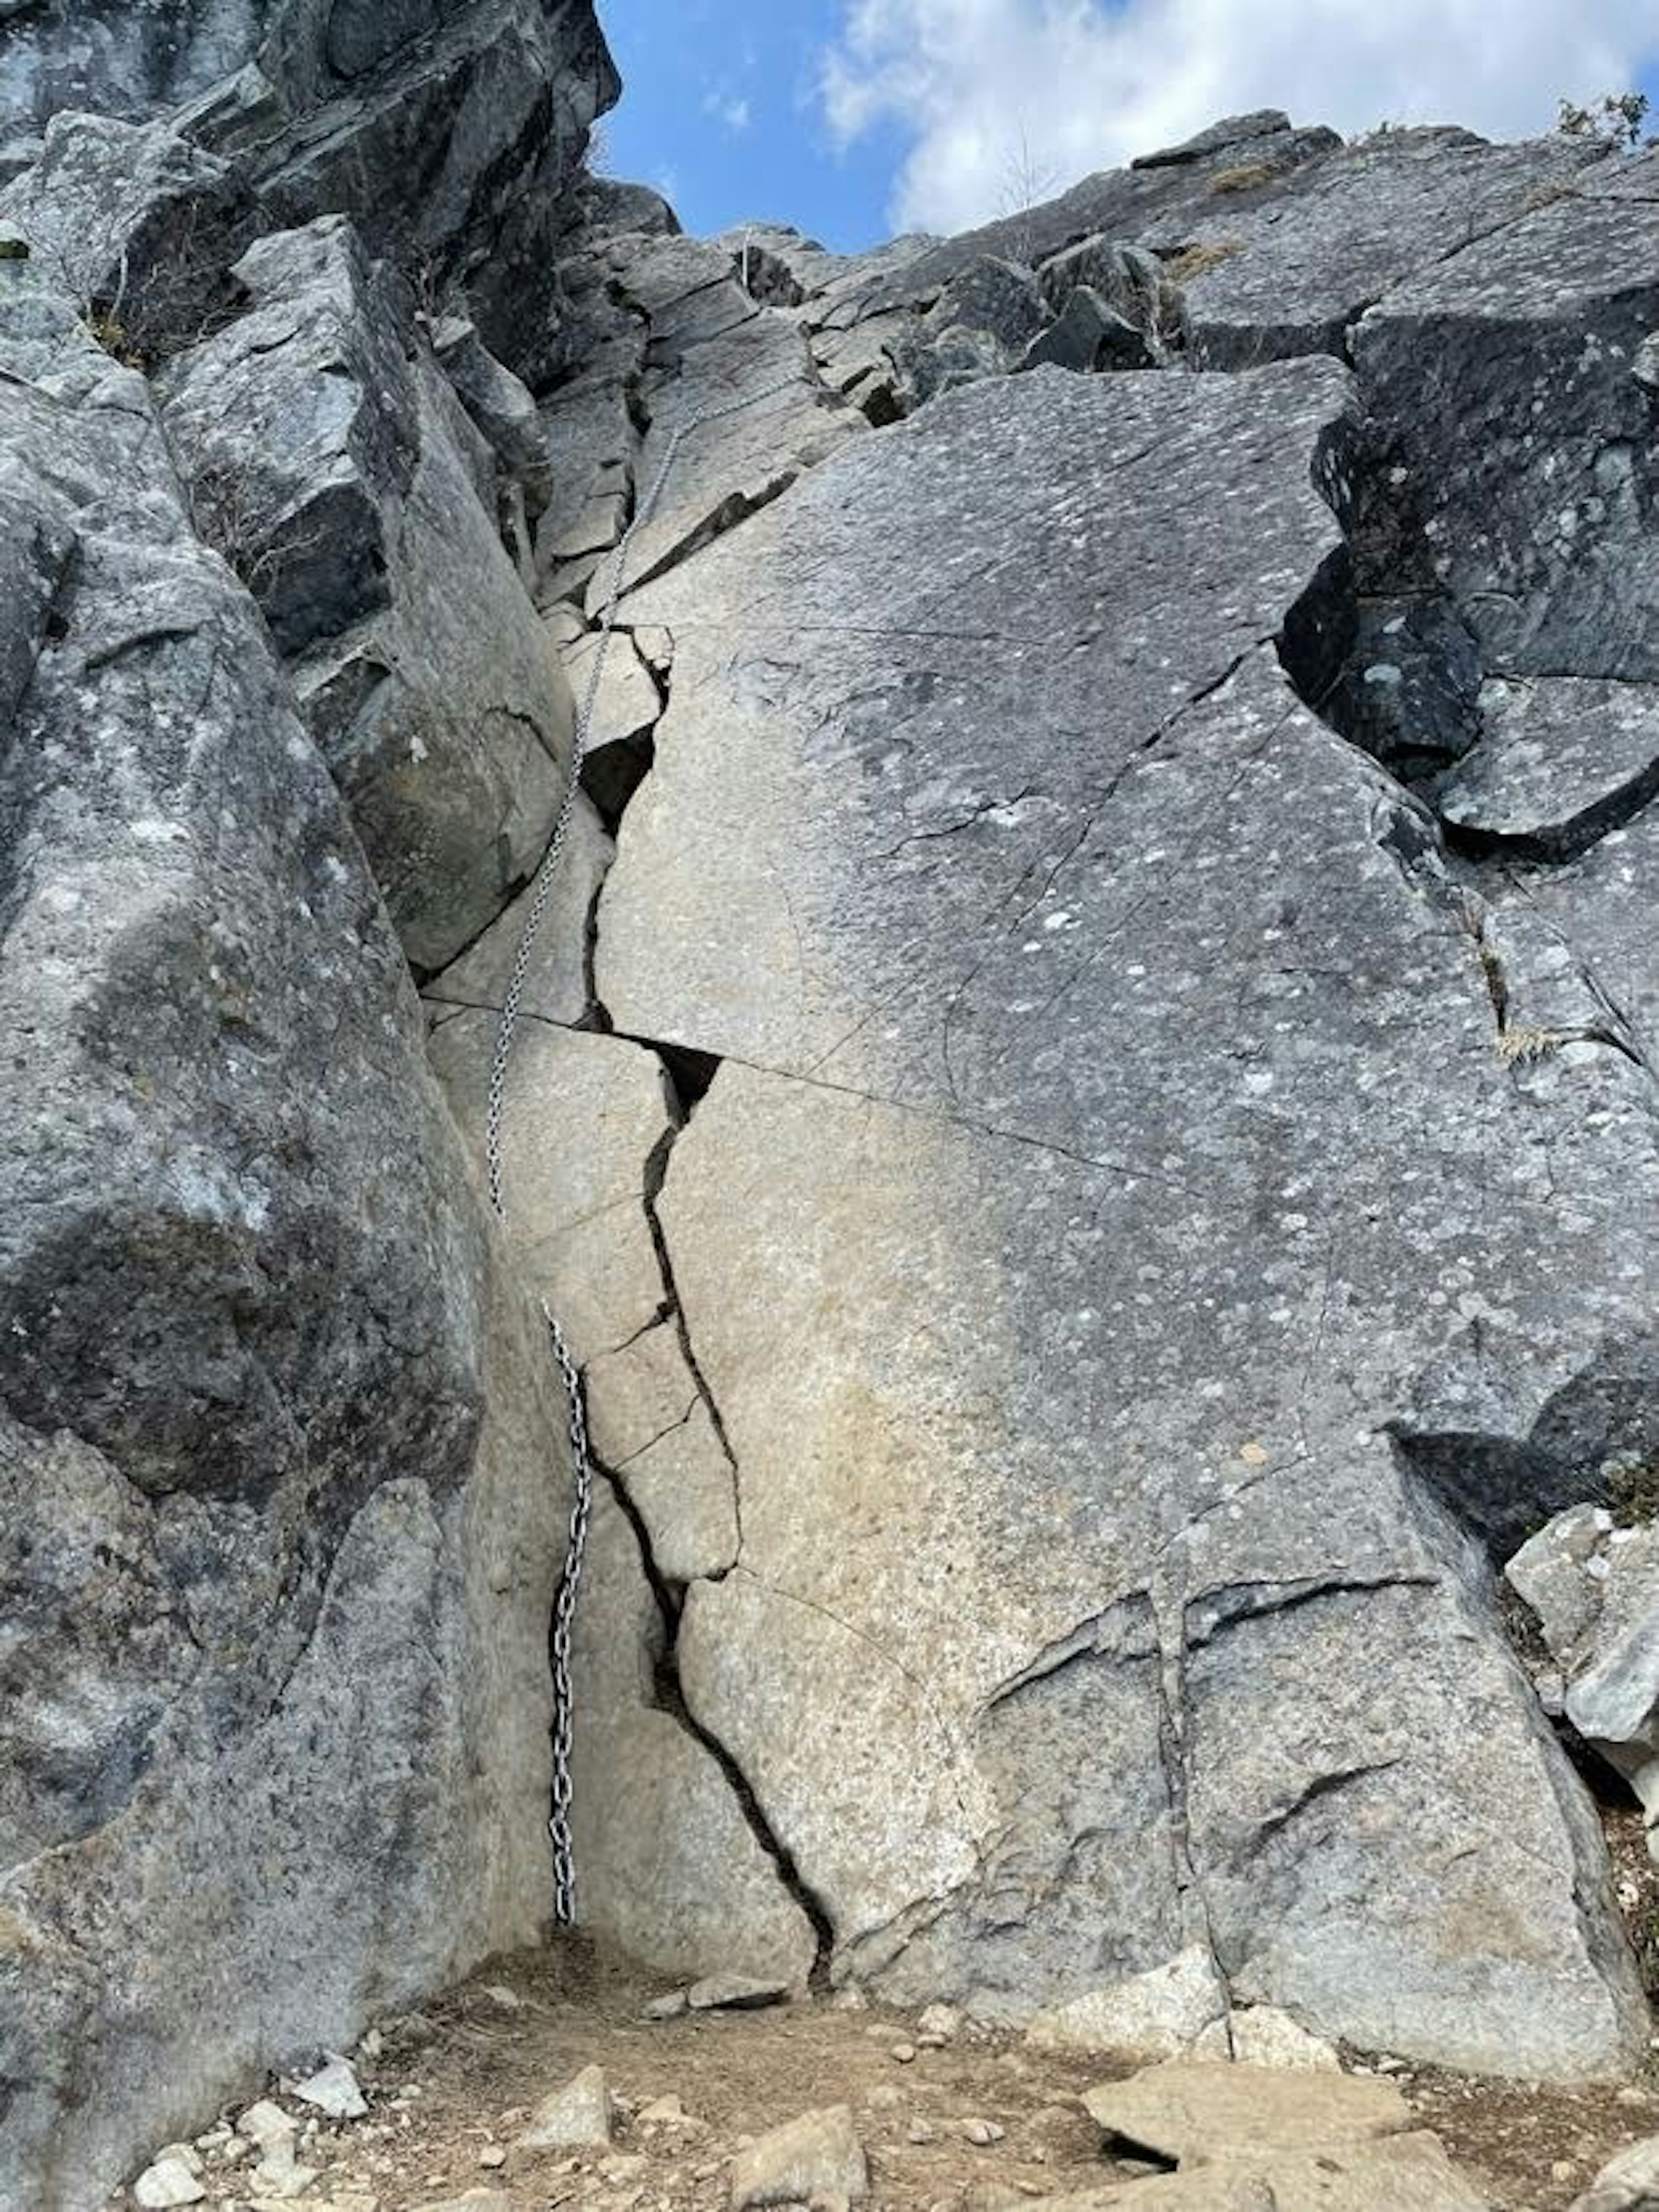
600, 0, 1659, 247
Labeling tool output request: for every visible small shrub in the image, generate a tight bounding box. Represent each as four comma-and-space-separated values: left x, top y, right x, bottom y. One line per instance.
88, 307, 146, 369
1208, 161, 1284, 195
1162, 239, 1245, 286
1605, 1452, 1659, 1527
1556, 90, 1651, 149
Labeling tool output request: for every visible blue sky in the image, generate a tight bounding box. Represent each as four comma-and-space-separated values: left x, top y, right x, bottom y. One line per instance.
598, 0, 1659, 251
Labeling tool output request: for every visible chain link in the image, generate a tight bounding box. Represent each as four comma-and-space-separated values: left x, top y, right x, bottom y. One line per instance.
484, 363, 809, 1927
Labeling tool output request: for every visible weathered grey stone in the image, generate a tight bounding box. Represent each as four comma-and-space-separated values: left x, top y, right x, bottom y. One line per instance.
1053, 2066, 1487, 2209
1164, 130, 1600, 368
566, 1489, 819, 1987
588, 311, 864, 607
1023, 2135, 1483, 2209
132, 2155, 207, 2209
1019, 285, 1153, 373
0, 109, 254, 361
686, 1971, 791, 2011
429, 1018, 671, 1366
1026, 1949, 1227, 2060
423, 791, 611, 1030
1509, 1507, 1659, 1840
583, 176, 679, 238
517, 2063, 613, 2151
0, 0, 620, 382
1507, 1503, 1616, 1659
1485, 802, 1659, 1071
1132, 111, 1300, 170
1036, 236, 1165, 324
852, 125, 1340, 321
1323, 598, 1483, 776
1083, 2063, 1409, 2158
293, 2055, 366, 2121
584, 1319, 741, 1585
730, 2104, 870, 2209
1440, 679, 1659, 858
157, 216, 574, 970
1353, 189, 1659, 679
1226, 2008, 1341, 2071
0, 295, 567, 2208
565, 628, 662, 823
537, 372, 640, 586
928, 255, 1051, 350
891, 318, 1011, 410
430, 312, 552, 517
595, 364, 1651, 2076
721, 221, 845, 312
1572, 2135, 1659, 2212
0, 0, 266, 131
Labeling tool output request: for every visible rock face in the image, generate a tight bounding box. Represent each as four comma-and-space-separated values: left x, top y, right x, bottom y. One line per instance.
0, 5, 608, 2199
4, 29, 1659, 2196
1509, 1506, 1659, 1835
0, 269, 569, 2204
586, 364, 1648, 2076
481, 111, 1659, 2085
156, 215, 575, 971
0, 0, 618, 376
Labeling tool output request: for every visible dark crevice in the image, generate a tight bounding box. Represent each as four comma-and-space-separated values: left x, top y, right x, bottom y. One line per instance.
597, 1462, 835, 1985
1187, 1570, 1440, 1646
581, 730, 656, 830
622, 470, 804, 601
1249, 1758, 1405, 1851
580, 870, 613, 1033
1150, 1593, 1233, 2050
652, 1041, 721, 1119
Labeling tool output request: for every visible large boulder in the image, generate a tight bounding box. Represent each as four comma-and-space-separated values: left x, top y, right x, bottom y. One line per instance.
0, 264, 567, 2206
0, 109, 256, 363
581, 363, 1653, 2077
0, 0, 620, 381
1351, 182, 1659, 681
156, 216, 574, 972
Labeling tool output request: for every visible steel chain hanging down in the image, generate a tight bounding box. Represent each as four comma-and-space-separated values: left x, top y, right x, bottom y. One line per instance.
485, 367, 807, 1927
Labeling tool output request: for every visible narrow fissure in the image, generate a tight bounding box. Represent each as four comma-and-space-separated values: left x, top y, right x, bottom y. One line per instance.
596, 1459, 836, 1985
640, 1114, 744, 1564
1148, 1584, 1233, 2053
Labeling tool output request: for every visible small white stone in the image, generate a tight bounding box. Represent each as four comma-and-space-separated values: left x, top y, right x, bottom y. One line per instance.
960, 2117, 1005, 2146
132, 2156, 206, 2209
238, 2101, 298, 2150
517, 2063, 613, 2151
294, 2055, 369, 2121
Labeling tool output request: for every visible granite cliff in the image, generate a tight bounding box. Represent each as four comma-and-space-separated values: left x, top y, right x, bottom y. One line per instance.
0, 5, 1657, 2201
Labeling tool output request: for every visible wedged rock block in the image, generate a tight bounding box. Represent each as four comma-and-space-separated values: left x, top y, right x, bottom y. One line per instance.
0, 304, 567, 2206
0, 0, 619, 381
1353, 189, 1659, 680
157, 216, 574, 971
0, 109, 256, 363
592, 364, 1655, 2079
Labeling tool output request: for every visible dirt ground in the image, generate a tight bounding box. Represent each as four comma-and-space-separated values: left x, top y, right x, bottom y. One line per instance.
174, 1923, 1659, 2212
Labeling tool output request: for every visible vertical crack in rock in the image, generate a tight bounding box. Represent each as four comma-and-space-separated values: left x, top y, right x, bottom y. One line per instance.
1148, 1572, 1234, 2054
596, 1462, 836, 1983
640, 1114, 744, 1556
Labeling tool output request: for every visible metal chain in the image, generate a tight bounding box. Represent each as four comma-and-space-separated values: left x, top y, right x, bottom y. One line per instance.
485, 363, 807, 1928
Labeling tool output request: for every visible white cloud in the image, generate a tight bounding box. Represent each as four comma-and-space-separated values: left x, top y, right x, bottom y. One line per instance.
820, 0, 1659, 234
704, 89, 753, 134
